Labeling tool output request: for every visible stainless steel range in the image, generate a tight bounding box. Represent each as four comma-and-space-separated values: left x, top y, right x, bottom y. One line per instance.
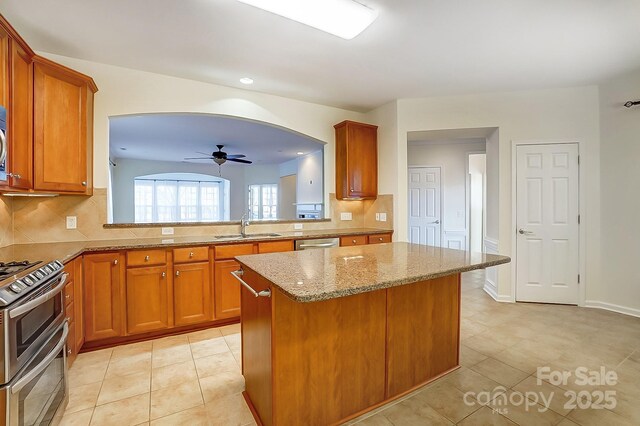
0, 259, 69, 425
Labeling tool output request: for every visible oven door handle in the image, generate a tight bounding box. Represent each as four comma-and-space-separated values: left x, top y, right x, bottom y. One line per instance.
11, 321, 69, 394
9, 273, 68, 319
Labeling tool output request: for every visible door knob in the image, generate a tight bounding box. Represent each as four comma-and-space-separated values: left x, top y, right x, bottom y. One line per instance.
431, 220, 440, 224
518, 229, 534, 235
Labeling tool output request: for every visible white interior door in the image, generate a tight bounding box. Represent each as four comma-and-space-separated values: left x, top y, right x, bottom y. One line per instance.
516, 144, 579, 304
408, 167, 441, 246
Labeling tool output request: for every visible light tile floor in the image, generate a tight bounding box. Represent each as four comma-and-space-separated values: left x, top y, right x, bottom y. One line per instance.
61, 271, 640, 425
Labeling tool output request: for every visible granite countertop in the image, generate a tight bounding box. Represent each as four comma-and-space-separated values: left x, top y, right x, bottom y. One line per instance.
236, 242, 510, 303
0, 228, 392, 264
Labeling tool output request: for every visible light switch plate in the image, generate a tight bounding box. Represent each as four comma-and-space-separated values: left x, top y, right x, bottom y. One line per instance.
340, 212, 352, 221
375, 213, 380, 221
380, 213, 387, 222
66, 216, 77, 230
294, 223, 303, 230
161, 227, 174, 235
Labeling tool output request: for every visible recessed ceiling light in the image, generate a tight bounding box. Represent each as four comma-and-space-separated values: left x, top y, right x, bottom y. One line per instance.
240, 77, 254, 85
237, 0, 378, 40
297, 152, 304, 155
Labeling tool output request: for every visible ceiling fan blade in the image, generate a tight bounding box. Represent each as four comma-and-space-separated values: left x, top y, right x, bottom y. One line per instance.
184, 157, 214, 160
226, 154, 246, 159
227, 158, 253, 164
196, 151, 213, 156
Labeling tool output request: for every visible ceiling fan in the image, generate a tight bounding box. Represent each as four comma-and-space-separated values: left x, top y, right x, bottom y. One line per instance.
184, 145, 253, 165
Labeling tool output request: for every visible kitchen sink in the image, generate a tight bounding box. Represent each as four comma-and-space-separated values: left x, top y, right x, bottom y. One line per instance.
213, 233, 282, 239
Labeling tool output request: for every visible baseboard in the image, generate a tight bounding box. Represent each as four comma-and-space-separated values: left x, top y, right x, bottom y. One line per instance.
584, 300, 640, 318
483, 281, 498, 300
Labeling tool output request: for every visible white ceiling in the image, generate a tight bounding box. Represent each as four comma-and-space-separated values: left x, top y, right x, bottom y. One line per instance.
109, 114, 324, 165
3, 0, 640, 111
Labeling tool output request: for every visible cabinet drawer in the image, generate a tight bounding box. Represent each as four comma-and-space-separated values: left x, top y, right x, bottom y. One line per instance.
368, 234, 392, 244
64, 262, 75, 282
127, 249, 166, 266
340, 235, 368, 246
173, 246, 209, 264
64, 281, 74, 306
66, 300, 75, 324
214, 244, 255, 260
258, 240, 294, 254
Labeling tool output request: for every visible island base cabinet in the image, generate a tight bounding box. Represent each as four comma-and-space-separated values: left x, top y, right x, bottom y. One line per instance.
240, 269, 461, 426
386, 274, 460, 397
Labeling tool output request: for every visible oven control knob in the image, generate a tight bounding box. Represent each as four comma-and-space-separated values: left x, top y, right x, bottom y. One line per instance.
35, 270, 45, 279
23, 276, 34, 286
43, 265, 53, 274
9, 283, 22, 293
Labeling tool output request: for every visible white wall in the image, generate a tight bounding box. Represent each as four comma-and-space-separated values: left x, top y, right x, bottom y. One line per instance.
39, 53, 365, 214
407, 140, 486, 241
369, 86, 601, 302
596, 70, 640, 315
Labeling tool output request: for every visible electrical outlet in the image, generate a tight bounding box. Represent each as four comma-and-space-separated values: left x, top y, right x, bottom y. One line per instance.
380, 213, 387, 222
375, 213, 380, 221
340, 212, 352, 221
66, 216, 77, 230
161, 227, 174, 235
294, 223, 303, 230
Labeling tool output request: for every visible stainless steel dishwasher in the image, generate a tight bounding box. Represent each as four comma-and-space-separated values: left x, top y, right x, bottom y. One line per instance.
295, 238, 340, 250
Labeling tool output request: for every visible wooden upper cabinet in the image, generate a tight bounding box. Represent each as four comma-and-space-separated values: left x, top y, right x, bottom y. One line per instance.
84, 252, 124, 342
335, 120, 378, 200
126, 265, 172, 335
33, 56, 97, 194
0, 16, 34, 190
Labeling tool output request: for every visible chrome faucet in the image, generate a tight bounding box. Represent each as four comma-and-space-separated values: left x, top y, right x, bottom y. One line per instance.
240, 212, 251, 238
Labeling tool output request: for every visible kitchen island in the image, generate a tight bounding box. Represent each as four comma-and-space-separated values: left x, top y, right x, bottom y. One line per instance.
235, 242, 510, 426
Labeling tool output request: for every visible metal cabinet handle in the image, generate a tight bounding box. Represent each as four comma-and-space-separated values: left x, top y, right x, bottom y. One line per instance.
81, 181, 87, 186
7, 172, 21, 179
144, 255, 150, 261
378, 237, 383, 241
114, 259, 118, 265
518, 228, 534, 235
65, 294, 70, 300
231, 269, 271, 298
189, 252, 194, 258
67, 348, 72, 356
161, 272, 166, 278
175, 271, 180, 277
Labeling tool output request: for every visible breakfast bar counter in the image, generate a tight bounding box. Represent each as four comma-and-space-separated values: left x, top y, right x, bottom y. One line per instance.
235, 242, 510, 426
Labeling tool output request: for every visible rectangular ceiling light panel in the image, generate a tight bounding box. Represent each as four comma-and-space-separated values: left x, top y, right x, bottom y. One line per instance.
237, 0, 378, 40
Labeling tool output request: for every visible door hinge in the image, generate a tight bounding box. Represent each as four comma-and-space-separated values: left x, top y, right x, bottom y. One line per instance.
578, 274, 581, 284
578, 214, 581, 225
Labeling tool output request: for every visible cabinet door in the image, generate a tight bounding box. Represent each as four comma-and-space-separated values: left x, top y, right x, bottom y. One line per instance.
33, 60, 88, 193
214, 260, 241, 319
73, 257, 84, 350
346, 123, 377, 199
84, 253, 124, 342
335, 121, 378, 200
126, 266, 171, 335
7, 39, 32, 189
174, 262, 212, 326
340, 235, 368, 247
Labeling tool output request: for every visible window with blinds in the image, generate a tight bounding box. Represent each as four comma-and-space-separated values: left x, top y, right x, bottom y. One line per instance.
134, 178, 223, 223
248, 183, 278, 220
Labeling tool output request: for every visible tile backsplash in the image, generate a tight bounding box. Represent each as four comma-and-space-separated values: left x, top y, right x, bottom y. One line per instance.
1, 189, 393, 245
0, 196, 13, 247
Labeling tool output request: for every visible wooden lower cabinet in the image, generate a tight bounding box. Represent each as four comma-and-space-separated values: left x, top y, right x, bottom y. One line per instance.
83, 252, 124, 342
214, 260, 241, 319
174, 261, 212, 326
126, 266, 171, 335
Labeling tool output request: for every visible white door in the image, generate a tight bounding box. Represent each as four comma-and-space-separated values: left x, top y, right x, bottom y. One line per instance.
516, 144, 579, 304
408, 167, 441, 246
